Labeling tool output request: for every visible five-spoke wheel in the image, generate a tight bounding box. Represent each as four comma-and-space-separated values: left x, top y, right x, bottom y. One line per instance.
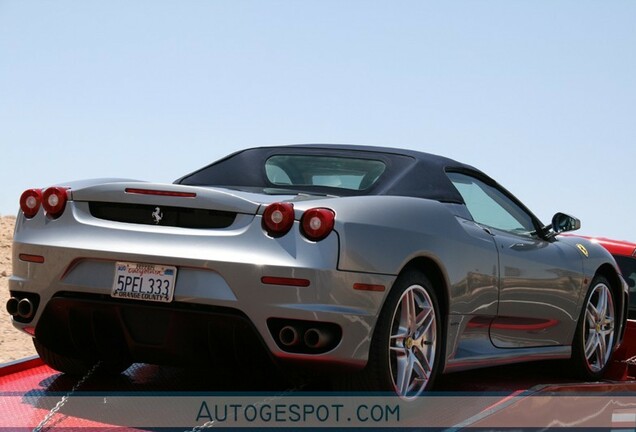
341, 271, 442, 398
572, 275, 617, 380
388, 284, 438, 398
583, 280, 615, 373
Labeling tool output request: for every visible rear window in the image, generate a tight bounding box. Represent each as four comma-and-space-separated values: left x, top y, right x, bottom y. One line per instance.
265, 155, 386, 191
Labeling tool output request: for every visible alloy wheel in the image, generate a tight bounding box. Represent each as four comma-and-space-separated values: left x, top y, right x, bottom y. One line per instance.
388, 284, 437, 399
583, 282, 615, 372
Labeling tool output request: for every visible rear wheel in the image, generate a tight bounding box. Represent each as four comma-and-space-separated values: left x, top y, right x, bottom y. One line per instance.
338, 271, 442, 398
570, 275, 616, 380
33, 338, 131, 376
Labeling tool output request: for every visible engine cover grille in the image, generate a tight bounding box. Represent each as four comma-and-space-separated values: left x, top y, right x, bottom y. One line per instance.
89, 201, 236, 229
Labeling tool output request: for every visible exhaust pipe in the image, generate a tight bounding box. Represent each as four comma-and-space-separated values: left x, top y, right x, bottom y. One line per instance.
279, 325, 300, 347
304, 328, 332, 349
17, 298, 34, 319
6, 297, 19, 316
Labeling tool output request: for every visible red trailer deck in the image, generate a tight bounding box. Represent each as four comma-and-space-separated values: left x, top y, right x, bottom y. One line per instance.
2, 321, 636, 430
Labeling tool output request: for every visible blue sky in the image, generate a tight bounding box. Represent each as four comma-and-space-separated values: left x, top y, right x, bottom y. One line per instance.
1, 1, 634, 241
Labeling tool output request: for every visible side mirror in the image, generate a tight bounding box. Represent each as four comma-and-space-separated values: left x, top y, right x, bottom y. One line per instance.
552, 212, 581, 234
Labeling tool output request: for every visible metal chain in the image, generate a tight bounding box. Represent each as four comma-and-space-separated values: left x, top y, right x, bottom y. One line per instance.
33, 362, 307, 431
33, 361, 102, 432
185, 420, 216, 431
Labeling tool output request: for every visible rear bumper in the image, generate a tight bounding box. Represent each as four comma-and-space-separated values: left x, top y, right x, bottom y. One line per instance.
35, 293, 273, 369
10, 207, 396, 369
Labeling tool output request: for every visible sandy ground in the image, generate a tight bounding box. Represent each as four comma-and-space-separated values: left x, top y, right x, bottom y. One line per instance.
0, 216, 38, 363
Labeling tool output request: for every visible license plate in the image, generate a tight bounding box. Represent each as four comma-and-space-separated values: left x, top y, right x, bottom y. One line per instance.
111, 262, 176, 303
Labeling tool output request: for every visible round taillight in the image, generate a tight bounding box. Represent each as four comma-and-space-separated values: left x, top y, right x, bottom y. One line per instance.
19, 189, 43, 218
42, 187, 69, 219
301, 208, 335, 241
262, 202, 295, 237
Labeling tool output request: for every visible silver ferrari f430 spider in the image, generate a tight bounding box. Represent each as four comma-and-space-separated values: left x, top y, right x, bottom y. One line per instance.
7, 145, 628, 398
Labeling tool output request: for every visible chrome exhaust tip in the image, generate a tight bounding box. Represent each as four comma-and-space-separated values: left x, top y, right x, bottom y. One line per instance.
6, 297, 19, 316
17, 298, 34, 319
279, 325, 300, 346
304, 328, 332, 349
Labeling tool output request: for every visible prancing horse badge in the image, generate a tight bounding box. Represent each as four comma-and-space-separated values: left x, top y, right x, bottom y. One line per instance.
152, 207, 163, 224
576, 243, 589, 258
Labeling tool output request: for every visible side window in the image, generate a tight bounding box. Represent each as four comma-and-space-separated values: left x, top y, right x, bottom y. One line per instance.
447, 172, 536, 235
265, 164, 292, 185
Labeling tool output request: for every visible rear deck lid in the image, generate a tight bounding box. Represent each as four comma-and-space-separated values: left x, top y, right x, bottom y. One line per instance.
70, 181, 267, 229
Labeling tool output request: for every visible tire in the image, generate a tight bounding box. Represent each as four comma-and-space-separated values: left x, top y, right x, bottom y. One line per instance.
338, 271, 442, 398
33, 338, 132, 376
570, 275, 617, 380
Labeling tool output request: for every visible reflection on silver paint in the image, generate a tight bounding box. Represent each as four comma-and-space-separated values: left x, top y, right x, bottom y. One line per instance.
490, 229, 584, 348
444, 315, 571, 373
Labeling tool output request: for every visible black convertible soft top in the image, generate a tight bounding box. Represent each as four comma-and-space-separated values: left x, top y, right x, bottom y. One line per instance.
176, 144, 487, 204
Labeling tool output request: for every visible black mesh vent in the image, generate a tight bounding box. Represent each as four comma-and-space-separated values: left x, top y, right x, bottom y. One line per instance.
89, 202, 236, 229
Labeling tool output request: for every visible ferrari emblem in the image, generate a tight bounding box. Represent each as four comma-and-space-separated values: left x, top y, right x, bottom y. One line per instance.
576, 244, 589, 258
152, 207, 163, 224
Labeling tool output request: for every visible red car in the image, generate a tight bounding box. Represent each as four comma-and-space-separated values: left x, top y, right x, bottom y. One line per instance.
576, 236, 636, 318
